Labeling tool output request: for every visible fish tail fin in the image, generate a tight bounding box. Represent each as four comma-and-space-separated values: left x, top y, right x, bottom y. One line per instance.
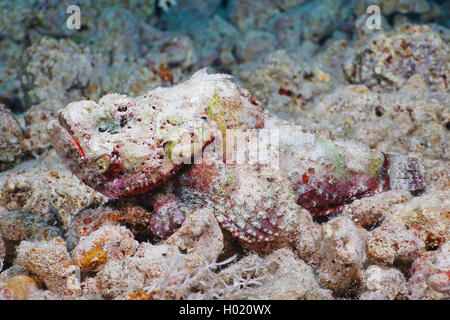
383, 153, 425, 193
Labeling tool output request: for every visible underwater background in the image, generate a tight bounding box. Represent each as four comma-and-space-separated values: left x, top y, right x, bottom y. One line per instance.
0, 0, 449, 300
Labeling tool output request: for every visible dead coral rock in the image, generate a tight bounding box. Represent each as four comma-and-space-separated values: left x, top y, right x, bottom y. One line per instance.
0, 38, 24, 99
15, 237, 81, 296
0, 105, 24, 172
300, 0, 346, 43
236, 50, 331, 119
96, 243, 186, 299
383, 190, 449, 250
0, 265, 99, 300
0, 205, 62, 269
310, 38, 348, 88
318, 216, 367, 295
269, 7, 306, 51
227, 0, 280, 32
269, 0, 346, 46
306, 84, 449, 160
408, 241, 449, 300
20, 107, 56, 156
359, 265, 408, 300
220, 248, 334, 300
354, 0, 431, 16
144, 34, 197, 77
165, 208, 223, 266
423, 159, 450, 190
0, 274, 40, 300
291, 208, 323, 266
239, 236, 293, 260
0, 264, 60, 300
188, 15, 239, 69
166, 0, 223, 19
100, 57, 164, 97
24, 288, 61, 300
235, 30, 277, 63
69, 201, 152, 243
1, 104, 64, 173
0, 208, 60, 243
72, 224, 139, 272
21, 37, 102, 112
367, 224, 425, 272
342, 190, 412, 229
0, 208, 61, 265
343, 25, 449, 91
0, 150, 106, 231
79, 276, 101, 299
86, 7, 141, 60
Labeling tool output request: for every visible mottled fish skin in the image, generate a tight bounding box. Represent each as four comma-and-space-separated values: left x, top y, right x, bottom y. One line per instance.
140, 145, 303, 243
271, 122, 425, 216
146, 124, 424, 241
49, 69, 425, 242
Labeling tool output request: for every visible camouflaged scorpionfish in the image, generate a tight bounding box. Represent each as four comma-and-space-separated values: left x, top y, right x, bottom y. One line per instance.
48, 69, 425, 242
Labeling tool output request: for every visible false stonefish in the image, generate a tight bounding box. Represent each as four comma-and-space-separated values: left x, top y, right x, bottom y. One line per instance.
48, 69, 425, 242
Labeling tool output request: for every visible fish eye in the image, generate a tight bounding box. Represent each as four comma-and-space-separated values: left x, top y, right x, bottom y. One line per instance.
375, 106, 384, 117
98, 127, 107, 132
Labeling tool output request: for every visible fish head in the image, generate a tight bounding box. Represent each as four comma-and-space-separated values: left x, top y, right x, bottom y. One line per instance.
48, 91, 214, 198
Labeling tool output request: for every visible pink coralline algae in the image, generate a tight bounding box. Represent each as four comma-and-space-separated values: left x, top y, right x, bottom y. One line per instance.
48, 69, 426, 243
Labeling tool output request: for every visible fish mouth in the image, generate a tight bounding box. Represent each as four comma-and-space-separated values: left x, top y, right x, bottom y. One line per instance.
57, 113, 86, 159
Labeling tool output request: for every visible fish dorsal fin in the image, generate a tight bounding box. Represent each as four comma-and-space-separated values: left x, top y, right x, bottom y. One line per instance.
189, 68, 233, 82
